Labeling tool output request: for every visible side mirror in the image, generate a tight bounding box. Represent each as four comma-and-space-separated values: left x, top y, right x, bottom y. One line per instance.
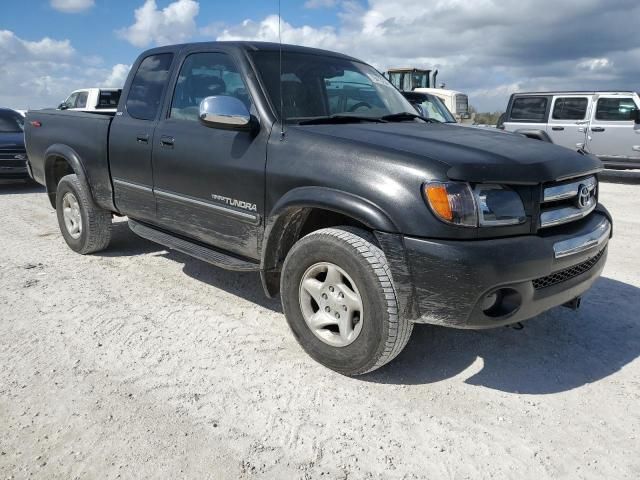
633, 109, 640, 125
58, 102, 69, 110
199, 96, 254, 131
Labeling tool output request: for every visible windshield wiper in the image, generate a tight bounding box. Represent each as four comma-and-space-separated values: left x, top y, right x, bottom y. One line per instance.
379, 112, 441, 123
298, 115, 388, 126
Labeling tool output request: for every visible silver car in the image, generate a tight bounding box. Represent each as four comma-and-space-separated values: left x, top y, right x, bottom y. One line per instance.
502, 91, 640, 169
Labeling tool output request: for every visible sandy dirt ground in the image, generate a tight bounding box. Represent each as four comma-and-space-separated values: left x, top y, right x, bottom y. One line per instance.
0, 180, 639, 480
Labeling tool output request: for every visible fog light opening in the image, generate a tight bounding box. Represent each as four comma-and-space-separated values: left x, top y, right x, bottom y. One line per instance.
480, 292, 499, 311
482, 288, 522, 318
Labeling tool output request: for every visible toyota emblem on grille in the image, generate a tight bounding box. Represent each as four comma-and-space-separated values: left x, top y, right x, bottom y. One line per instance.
577, 184, 591, 209
13, 154, 26, 160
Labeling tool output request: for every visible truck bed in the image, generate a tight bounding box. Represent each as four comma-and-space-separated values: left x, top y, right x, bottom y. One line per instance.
25, 109, 116, 211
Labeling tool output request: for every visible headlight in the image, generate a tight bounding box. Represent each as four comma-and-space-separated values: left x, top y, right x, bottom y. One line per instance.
474, 184, 526, 226
423, 182, 526, 227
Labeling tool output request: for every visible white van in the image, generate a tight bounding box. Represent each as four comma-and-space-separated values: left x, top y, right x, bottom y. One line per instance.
501, 91, 640, 169
58, 88, 122, 113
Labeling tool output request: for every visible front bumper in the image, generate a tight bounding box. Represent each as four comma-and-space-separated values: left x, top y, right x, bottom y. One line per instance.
400, 210, 611, 329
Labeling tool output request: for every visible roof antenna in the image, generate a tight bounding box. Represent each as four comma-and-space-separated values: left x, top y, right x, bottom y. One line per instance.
278, 0, 285, 140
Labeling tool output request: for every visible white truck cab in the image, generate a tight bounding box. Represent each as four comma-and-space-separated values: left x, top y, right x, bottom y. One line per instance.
413, 87, 469, 122
502, 91, 640, 169
386, 68, 470, 122
59, 88, 122, 113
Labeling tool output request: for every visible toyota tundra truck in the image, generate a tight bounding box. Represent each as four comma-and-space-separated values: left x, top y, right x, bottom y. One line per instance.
25, 42, 612, 375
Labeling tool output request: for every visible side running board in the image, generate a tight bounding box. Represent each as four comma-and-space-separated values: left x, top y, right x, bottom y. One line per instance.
128, 219, 260, 272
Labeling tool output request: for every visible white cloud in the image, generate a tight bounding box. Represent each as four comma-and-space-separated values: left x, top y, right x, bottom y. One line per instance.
304, 0, 338, 8
103, 64, 131, 87
50, 0, 95, 13
212, 0, 640, 111
117, 0, 200, 47
0, 30, 75, 61
0, 30, 128, 110
577, 58, 611, 71
218, 15, 341, 51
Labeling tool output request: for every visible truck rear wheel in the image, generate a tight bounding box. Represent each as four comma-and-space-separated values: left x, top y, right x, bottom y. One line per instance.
281, 227, 413, 376
56, 174, 112, 254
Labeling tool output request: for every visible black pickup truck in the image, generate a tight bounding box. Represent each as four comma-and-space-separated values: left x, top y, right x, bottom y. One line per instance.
25, 42, 612, 375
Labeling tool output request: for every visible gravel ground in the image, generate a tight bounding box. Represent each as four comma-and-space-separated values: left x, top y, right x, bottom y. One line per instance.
0, 180, 639, 480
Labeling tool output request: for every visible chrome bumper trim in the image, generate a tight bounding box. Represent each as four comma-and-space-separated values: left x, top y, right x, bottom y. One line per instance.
553, 217, 611, 259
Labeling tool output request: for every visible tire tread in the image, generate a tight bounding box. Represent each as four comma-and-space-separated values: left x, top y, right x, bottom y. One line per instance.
57, 174, 112, 254
301, 227, 413, 375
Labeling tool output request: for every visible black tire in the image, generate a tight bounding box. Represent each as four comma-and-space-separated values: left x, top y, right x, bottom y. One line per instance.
281, 227, 413, 376
56, 174, 112, 254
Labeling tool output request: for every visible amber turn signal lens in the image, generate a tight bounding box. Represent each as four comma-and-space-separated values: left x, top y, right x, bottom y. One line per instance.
425, 184, 453, 221
423, 181, 477, 227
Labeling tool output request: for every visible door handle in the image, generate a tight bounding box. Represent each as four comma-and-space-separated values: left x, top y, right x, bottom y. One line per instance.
160, 136, 175, 148
591, 127, 605, 132
136, 134, 149, 144
552, 126, 564, 131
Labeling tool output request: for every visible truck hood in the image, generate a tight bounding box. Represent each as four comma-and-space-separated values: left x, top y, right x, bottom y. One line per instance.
295, 123, 602, 184
0, 132, 26, 150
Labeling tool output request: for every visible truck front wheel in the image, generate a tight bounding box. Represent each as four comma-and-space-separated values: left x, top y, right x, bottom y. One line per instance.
281, 227, 413, 376
55, 174, 112, 254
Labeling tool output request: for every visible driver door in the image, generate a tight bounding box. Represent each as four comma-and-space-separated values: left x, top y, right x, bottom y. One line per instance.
152, 49, 267, 260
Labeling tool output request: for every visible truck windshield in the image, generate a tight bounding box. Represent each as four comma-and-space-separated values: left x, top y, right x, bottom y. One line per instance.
251, 51, 416, 124
0, 110, 24, 133
417, 95, 456, 123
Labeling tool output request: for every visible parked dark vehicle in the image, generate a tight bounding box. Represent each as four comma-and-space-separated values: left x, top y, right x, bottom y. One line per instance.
25, 42, 612, 375
0, 108, 30, 181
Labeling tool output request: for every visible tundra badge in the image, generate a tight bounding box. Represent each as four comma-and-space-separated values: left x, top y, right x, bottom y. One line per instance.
211, 194, 257, 212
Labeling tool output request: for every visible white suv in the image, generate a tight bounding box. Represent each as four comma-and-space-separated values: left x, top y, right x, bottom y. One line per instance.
501, 91, 640, 169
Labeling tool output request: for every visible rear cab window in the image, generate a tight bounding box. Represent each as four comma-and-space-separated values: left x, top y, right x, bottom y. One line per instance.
126, 53, 174, 120
509, 96, 549, 122
97, 90, 121, 109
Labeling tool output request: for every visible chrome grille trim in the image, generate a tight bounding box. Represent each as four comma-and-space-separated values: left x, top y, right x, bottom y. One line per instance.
543, 175, 596, 202
540, 198, 597, 228
539, 175, 598, 229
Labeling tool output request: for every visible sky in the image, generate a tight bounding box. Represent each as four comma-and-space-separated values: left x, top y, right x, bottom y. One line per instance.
1, 0, 639, 111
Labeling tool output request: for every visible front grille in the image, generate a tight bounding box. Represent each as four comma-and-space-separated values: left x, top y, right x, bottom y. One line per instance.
539, 175, 597, 229
0, 148, 26, 160
532, 248, 605, 290
0, 160, 26, 167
